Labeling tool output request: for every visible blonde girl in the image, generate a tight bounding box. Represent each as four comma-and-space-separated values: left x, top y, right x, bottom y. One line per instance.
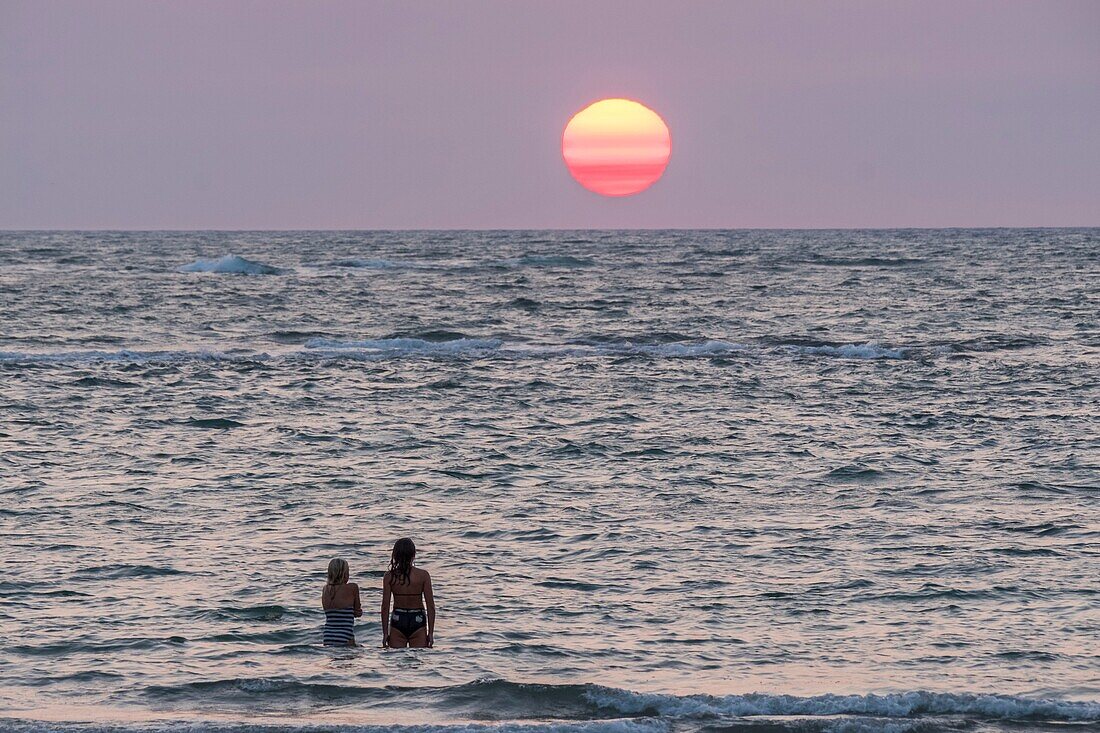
321, 558, 362, 646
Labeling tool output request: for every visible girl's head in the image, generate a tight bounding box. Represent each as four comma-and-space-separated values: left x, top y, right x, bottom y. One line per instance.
326, 557, 350, 587
390, 538, 416, 585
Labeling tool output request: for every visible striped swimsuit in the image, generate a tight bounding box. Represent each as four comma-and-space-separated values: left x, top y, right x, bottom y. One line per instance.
323, 607, 356, 646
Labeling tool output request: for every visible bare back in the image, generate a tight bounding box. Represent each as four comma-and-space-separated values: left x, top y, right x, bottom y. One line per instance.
322, 582, 361, 612
386, 567, 428, 609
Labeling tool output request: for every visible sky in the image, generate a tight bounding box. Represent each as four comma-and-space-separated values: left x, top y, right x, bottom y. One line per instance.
1, 0, 1098, 229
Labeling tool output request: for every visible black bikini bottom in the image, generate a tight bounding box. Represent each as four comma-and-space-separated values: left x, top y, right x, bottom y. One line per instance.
390, 607, 426, 638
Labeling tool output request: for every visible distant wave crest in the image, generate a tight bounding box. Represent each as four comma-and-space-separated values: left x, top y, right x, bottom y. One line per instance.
787, 342, 907, 359
0, 349, 266, 364
330, 258, 402, 269
304, 337, 504, 354
179, 255, 283, 275
0, 337, 1035, 365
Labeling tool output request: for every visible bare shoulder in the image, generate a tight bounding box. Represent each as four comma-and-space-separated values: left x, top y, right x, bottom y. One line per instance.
347, 582, 360, 591
414, 567, 431, 582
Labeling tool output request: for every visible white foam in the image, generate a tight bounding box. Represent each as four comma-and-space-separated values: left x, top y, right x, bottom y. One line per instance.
788, 343, 906, 359
636, 341, 745, 357
506, 341, 745, 358
179, 255, 283, 275
583, 687, 1100, 721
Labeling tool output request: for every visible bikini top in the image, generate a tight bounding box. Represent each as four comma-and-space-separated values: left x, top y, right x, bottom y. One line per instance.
389, 574, 424, 604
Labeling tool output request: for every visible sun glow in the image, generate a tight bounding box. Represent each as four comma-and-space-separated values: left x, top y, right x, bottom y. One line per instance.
562, 98, 671, 197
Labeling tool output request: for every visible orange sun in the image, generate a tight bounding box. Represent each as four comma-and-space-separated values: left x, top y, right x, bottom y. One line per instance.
562, 98, 671, 197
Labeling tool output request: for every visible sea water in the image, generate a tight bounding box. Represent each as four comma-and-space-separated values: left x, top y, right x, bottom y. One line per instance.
0, 229, 1097, 732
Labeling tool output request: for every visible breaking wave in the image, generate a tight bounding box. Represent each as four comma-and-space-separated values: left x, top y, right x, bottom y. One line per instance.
120, 678, 1100, 729
581, 685, 1100, 721
786, 343, 907, 359
179, 255, 283, 275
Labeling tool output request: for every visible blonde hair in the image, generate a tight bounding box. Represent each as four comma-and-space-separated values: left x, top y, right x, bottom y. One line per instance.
324, 558, 350, 603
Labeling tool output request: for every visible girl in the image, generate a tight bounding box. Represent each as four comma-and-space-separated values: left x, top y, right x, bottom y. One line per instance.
381, 538, 436, 648
321, 558, 362, 646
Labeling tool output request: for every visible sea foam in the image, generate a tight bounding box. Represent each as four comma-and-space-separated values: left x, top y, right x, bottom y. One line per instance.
787, 342, 906, 359
582, 686, 1100, 721
179, 255, 283, 275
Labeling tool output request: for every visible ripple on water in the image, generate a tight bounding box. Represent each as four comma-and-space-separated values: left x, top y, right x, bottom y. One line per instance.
0, 229, 1097, 724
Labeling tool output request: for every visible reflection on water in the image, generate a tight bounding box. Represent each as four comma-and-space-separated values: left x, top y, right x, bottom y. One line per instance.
0, 229, 1097, 731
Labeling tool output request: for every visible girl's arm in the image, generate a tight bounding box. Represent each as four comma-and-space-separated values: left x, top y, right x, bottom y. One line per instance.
380, 571, 391, 647
423, 572, 436, 648
353, 583, 363, 617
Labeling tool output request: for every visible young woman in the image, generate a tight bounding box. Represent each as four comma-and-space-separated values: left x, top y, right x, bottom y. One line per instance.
321, 558, 362, 646
380, 538, 435, 648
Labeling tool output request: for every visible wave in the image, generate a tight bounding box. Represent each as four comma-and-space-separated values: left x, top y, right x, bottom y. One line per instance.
0, 349, 267, 364
635, 341, 743, 357
325, 254, 596, 271
330, 258, 401, 269
193, 604, 290, 622
582, 686, 1100, 721
510, 255, 596, 268
304, 337, 503, 355
506, 297, 542, 311
0, 340, 900, 364
179, 417, 246, 429
0, 721, 666, 733
71, 563, 187, 579
3, 682, 1099, 733
179, 255, 283, 275
132, 678, 1100, 725
938, 334, 1048, 353
528, 341, 745, 358
0, 335, 1046, 366
784, 343, 906, 359
803, 256, 926, 268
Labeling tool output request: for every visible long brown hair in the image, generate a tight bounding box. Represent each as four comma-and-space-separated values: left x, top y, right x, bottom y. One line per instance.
324, 558, 349, 604
389, 538, 416, 586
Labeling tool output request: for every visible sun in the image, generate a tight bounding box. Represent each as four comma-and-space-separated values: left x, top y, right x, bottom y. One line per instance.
562, 98, 671, 197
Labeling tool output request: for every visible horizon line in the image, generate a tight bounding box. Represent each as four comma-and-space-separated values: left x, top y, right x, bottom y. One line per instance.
2, 225, 1098, 233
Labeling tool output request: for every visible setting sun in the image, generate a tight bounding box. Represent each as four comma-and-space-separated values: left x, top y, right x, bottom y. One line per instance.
562, 98, 671, 197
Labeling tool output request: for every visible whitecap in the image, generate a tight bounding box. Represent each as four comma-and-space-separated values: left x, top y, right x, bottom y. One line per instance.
632, 341, 745, 357
788, 343, 906, 359
583, 686, 1100, 721
178, 255, 283, 275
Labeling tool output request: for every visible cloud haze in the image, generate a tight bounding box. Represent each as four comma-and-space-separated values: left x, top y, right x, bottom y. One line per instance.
1, 0, 1098, 228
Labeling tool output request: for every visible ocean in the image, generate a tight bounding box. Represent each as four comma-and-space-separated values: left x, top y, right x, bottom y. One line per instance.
0, 229, 1097, 732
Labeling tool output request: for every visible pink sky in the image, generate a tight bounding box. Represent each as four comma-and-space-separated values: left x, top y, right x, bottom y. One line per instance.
1, 1, 1097, 228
